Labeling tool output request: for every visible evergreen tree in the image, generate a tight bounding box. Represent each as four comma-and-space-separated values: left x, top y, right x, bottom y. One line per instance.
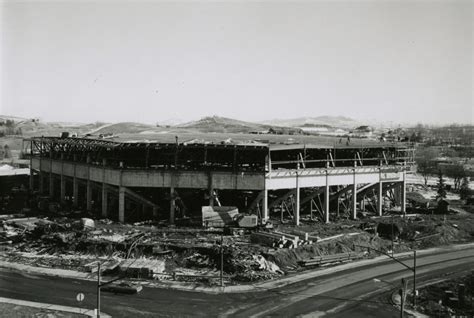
460, 177, 470, 200
436, 170, 447, 199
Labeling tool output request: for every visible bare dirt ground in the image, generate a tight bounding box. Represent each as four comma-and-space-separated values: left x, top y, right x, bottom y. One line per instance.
0, 303, 86, 318
417, 271, 474, 317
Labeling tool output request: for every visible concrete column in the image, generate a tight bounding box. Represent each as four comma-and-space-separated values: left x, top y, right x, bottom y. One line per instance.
352, 182, 357, 220
401, 172, 407, 214
152, 206, 158, 218
49, 173, 54, 198
118, 186, 125, 223
262, 189, 268, 223
73, 177, 79, 208
60, 174, 66, 204
39, 172, 44, 194
295, 172, 300, 226
209, 189, 214, 207
49, 151, 54, 197
72, 155, 78, 207
86, 180, 92, 211
394, 184, 402, 206
378, 181, 383, 216
101, 185, 108, 217
29, 169, 34, 191
60, 154, 65, 203
29, 147, 34, 191
170, 187, 175, 224
208, 172, 214, 206
325, 184, 330, 224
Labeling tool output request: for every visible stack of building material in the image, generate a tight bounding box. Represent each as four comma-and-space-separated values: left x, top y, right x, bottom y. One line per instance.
202, 206, 239, 228
119, 259, 165, 278
251, 231, 314, 249
85, 259, 120, 273
298, 252, 363, 267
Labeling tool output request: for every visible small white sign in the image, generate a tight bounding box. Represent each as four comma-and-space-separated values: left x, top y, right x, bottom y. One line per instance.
76, 293, 85, 302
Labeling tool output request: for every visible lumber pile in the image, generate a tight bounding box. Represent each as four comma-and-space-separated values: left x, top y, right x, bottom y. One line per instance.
250, 231, 314, 249
298, 252, 363, 267
119, 258, 165, 278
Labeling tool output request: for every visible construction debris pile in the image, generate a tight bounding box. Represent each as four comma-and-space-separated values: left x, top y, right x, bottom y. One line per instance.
2, 212, 474, 286
417, 271, 474, 317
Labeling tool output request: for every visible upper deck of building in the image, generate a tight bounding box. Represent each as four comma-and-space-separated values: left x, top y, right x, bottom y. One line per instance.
26, 134, 415, 173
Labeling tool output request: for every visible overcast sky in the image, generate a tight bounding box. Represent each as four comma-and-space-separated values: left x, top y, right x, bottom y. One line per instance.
1, 0, 472, 125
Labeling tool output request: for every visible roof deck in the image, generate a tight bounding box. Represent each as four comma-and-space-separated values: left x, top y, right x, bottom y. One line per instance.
26, 136, 415, 173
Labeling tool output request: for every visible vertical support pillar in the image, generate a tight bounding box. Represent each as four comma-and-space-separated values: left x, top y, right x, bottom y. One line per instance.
208, 171, 214, 206
152, 206, 158, 218
401, 171, 406, 214
295, 172, 300, 226
49, 150, 54, 198
170, 187, 175, 224
209, 189, 214, 207
352, 173, 357, 220
325, 170, 330, 223
73, 177, 79, 208
262, 189, 268, 223
378, 181, 383, 216
118, 186, 125, 223
29, 140, 34, 191
29, 170, 34, 191
86, 180, 92, 211
49, 173, 54, 197
101, 185, 108, 217
39, 172, 44, 194
73, 154, 78, 208
60, 154, 65, 204
60, 175, 66, 204
101, 157, 107, 217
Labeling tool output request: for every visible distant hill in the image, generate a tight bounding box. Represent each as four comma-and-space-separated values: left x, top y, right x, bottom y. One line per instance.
178, 116, 269, 133
91, 122, 158, 135
262, 116, 362, 129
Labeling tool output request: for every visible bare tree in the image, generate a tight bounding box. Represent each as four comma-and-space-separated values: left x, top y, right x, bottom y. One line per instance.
445, 164, 466, 190
415, 147, 439, 185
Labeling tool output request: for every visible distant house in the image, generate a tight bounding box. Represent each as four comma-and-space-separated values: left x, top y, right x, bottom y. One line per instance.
351, 125, 373, 138
268, 127, 304, 135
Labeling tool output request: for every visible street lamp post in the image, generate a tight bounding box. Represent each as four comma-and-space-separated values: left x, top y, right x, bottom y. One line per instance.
220, 234, 224, 287
373, 277, 408, 318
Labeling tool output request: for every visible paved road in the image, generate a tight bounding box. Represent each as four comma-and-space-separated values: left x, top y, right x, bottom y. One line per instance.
1, 248, 473, 317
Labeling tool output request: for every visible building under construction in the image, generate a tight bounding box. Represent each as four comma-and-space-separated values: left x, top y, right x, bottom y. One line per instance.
26, 136, 416, 225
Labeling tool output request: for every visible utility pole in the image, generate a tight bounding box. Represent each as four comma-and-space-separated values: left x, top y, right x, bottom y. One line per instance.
413, 250, 417, 308
399, 278, 407, 318
391, 215, 394, 257
97, 262, 101, 318
220, 234, 224, 287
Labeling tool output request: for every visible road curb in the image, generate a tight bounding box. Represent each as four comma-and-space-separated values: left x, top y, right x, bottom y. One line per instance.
0, 296, 111, 317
